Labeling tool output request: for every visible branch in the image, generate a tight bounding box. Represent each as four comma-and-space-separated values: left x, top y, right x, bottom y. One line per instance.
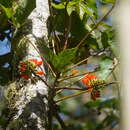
63, 0, 70, 50
55, 81, 118, 103
76, 2, 116, 48
31, 69, 52, 88
55, 112, 67, 130
63, 56, 91, 74
55, 90, 89, 103
58, 69, 98, 82
56, 81, 118, 91
63, 15, 71, 50
55, 87, 86, 91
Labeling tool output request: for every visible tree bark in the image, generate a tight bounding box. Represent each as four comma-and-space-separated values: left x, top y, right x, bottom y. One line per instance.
7, 0, 50, 129
116, 0, 130, 130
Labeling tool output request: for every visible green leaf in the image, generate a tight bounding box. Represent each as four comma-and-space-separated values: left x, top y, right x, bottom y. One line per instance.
78, 5, 85, 20
67, 4, 75, 16
100, 22, 112, 29
99, 98, 119, 109
101, 32, 109, 48
87, 0, 97, 12
0, 0, 13, 7
87, 37, 99, 50
100, 0, 115, 4
0, 4, 13, 18
66, 1, 79, 16
14, 0, 36, 26
51, 3, 65, 9
96, 57, 113, 80
79, 2, 95, 19
0, 13, 10, 33
52, 48, 77, 71
85, 98, 119, 109
85, 99, 101, 107
0, 117, 8, 126
0, 68, 11, 85
96, 114, 119, 129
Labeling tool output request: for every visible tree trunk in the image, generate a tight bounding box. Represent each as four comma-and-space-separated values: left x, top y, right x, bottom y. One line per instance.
117, 0, 130, 129
7, 0, 50, 129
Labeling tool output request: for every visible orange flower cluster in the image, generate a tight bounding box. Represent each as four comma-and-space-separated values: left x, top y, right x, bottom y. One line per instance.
82, 74, 97, 87
19, 59, 44, 80
71, 69, 79, 76
28, 59, 43, 66
81, 74, 101, 100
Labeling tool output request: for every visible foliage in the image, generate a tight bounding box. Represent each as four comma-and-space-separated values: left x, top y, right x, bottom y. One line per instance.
0, 0, 119, 129
51, 48, 77, 72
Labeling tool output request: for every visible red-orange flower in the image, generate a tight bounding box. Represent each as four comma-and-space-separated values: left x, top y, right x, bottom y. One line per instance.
82, 74, 98, 87
91, 90, 100, 100
71, 69, 79, 76
19, 59, 44, 80
19, 62, 27, 72
29, 59, 38, 64
36, 61, 43, 66
20, 74, 30, 80
20, 67, 26, 72
36, 71, 44, 75
81, 74, 102, 100
20, 62, 26, 65
28, 59, 43, 66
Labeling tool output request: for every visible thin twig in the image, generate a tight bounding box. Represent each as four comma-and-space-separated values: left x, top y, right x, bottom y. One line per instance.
53, 72, 61, 88
56, 78, 83, 95
56, 89, 63, 95
106, 58, 119, 79
55, 81, 118, 91
55, 81, 118, 103
55, 87, 86, 91
58, 72, 87, 82
31, 69, 52, 88
112, 71, 120, 98
55, 90, 89, 103
63, 15, 71, 50
76, 3, 116, 48
63, 0, 70, 50
64, 56, 91, 74
53, 31, 60, 53
25, 36, 56, 77
33, 36, 57, 77
58, 69, 98, 82
71, 56, 91, 68
48, 0, 58, 55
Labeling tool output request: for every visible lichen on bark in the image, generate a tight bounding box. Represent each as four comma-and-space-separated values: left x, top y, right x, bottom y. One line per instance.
6, 0, 50, 129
